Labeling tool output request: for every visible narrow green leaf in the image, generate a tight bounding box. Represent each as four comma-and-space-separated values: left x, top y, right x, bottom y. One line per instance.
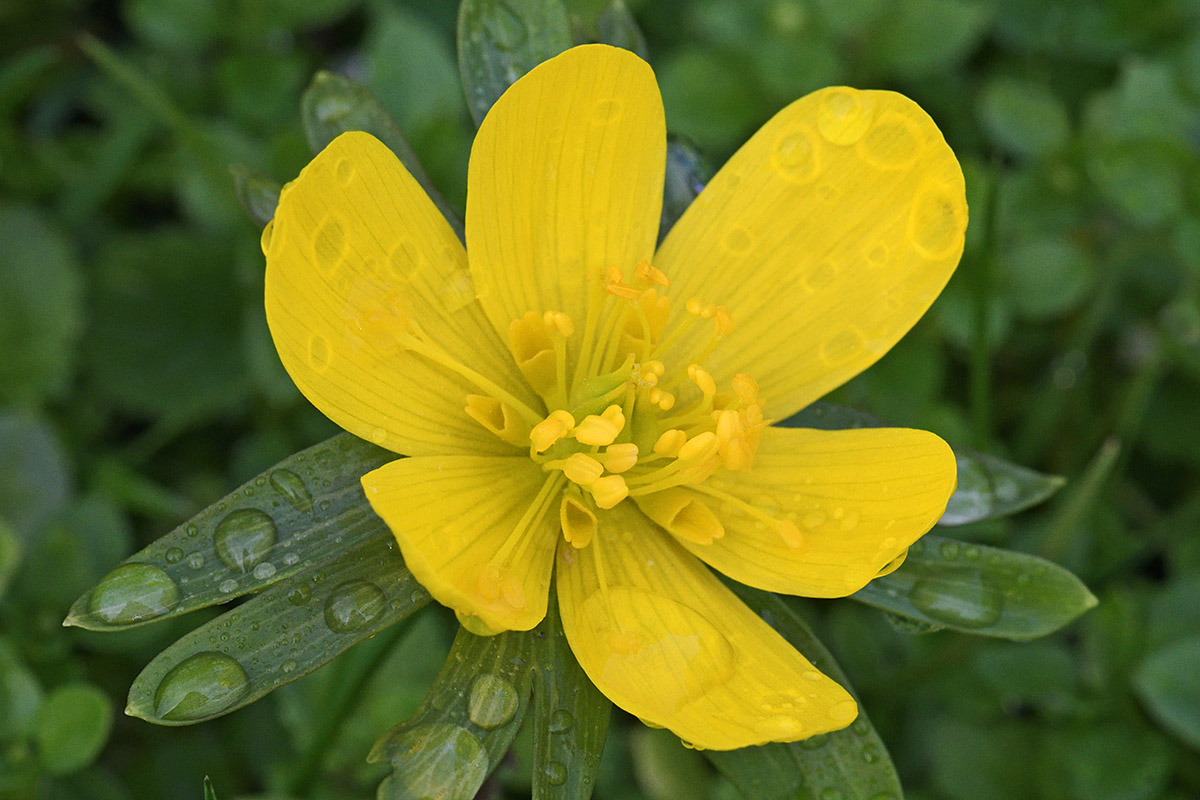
370, 626, 535, 800
532, 590, 611, 800
300, 72, 463, 239
457, 0, 572, 127
203, 776, 217, 800
597, 1, 648, 60
659, 138, 711, 243
783, 402, 1064, 525
1133, 636, 1200, 749
708, 585, 903, 800
126, 532, 429, 725
853, 534, 1097, 640
229, 164, 281, 229
66, 434, 392, 631
33, 683, 114, 775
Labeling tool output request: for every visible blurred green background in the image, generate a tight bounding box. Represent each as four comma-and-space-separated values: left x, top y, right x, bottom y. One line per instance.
3, 0, 1200, 798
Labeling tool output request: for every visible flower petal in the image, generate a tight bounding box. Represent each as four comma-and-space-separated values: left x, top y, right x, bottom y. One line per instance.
656, 87, 966, 420
657, 426, 955, 598
362, 456, 561, 631
557, 502, 857, 749
466, 44, 665, 360
266, 131, 539, 456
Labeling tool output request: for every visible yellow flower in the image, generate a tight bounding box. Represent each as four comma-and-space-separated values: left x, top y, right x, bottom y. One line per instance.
262, 45, 964, 750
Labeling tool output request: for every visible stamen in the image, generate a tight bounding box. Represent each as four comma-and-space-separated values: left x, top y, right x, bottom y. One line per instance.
635, 261, 669, 287
561, 453, 604, 486
590, 474, 629, 509
687, 364, 717, 396
653, 429, 687, 457
575, 405, 626, 446
599, 443, 639, 473
530, 410, 575, 453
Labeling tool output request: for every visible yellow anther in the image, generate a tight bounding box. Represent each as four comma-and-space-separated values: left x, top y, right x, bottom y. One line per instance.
542, 311, 574, 337
778, 520, 804, 550
530, 410, 575, 453
635, 260, 670, 287
645, 360, 665, 378
600, 443, 639, 473
715, 409, 745, 443
732, 373, 759, 404
562, 453, 604, 486
560, 495, 597, 549
575, 405, 626, 446
720, 438, 753, 471
653, 429, 688, 457
714, 305, 734, 336
687, 364, 717, 396
656, 391, 675, 410
464, 395, 532, 447
677, 431, 720, 463
604, 265, 624, 284
606, 282, 643, 300
685, 297, 704, 316
591, 474, 629, 509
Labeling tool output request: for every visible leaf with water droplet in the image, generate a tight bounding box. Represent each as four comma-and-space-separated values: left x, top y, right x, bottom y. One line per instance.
124, 532, 429, 726
706, 585, 903, 800
783, 402, 1065, 525
370, 625, 535, 799
531, 590, 610, 800
853, 534, 1097, 640
65, 434, 392, 631
457, 0, 571, 127
229, 164, 280, 230
300, 71, 463, 239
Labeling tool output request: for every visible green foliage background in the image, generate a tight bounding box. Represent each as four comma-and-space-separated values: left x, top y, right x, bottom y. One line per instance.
2, 0, 1200, 798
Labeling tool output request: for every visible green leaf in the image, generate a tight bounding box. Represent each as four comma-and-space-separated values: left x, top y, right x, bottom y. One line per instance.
706, 585, 903, 800
0, 415, 71, 543
853, 534, 1097, 639
125, 532, 429, 725
783, 402, 1065, 525
531, 590, 610, 800
0, 204, 83, 408
1133, 636, 1200, 748
977, 76, 1071, 158
229, 164, 281, 229
33, 683, 114, 775
457, 0, 572, 127
659, 138, 711, 243
66, 434, 392, 631
867, 0, 993, 79
300, 71, 463, 239
597, 1, 648, 60
370, 626, 535, 800
203, 776, 217, 800
0, 642, 43, 738
0, 520, 19, 599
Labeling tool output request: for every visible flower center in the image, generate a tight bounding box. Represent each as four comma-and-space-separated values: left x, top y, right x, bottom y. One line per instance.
466, 262, 782, 550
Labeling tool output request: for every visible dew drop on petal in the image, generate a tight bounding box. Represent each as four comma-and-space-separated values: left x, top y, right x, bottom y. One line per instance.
771, 129, 820, 184
816, 88, 875, 146
858, 111, 925, 170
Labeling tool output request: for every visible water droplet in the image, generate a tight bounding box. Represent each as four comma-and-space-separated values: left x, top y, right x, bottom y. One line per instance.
214, 509, 278, 573
384, 724, 488, 800
186, 524, 199, 537
576, 587, 736, 716
801, 733, 827, 749
939, 540, 960, 559
910, 569, 1004, 628
252, 562, 276, 580
591, 97, 623, 125
283, 552, 300, 566
828, 699, 858, 724
866, 242, 890, 267
152, 652, 250, 721
312, 216, 346, 273
908, 180, 965, 260
545, 760, 567, 786
186, 551, 204, 569
771, 128, 820, 183
306, 334, 332, 373
820, 328, 865, 366
268, 469, 313, 514
281, 659, 297, 674
755, 714, 806, 739
288, 584, 311, 605
722, 226, 753, 254
259, 219, 274, 254
219, 579, 238, 594
482, 1, 527, 49
839, 510, 861, 531
964, 545, 980, 560
862, 744, 879, 763
803, 260, 838, 293
324, 580, 386, 633
89, 563, 180, 625
370, 428, 387, 445
816, 87, 875, 145
548, 709, 574, 733
467, 674, 519, 730
165, 547, 184, 564
858, 111, 923, 170
821, 789, 847, 800
334, 158, 355, 185
801, 509, 827, 529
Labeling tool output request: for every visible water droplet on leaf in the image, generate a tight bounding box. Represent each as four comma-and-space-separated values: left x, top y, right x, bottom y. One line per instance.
152, 652, 249, 721
214, 509, 278, 573
89, 563, 180, 625
467, 674, 519, 730
324, 579, 385, 632
269, 469, 313, 513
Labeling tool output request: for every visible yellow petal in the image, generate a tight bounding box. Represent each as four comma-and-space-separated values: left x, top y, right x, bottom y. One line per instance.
466, 44, 665, 366
361, 456, 561, 631
656, 87, 966, 420
265, 131, 540, 456
661, 426, 955, 598
556, 502, 857, 749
